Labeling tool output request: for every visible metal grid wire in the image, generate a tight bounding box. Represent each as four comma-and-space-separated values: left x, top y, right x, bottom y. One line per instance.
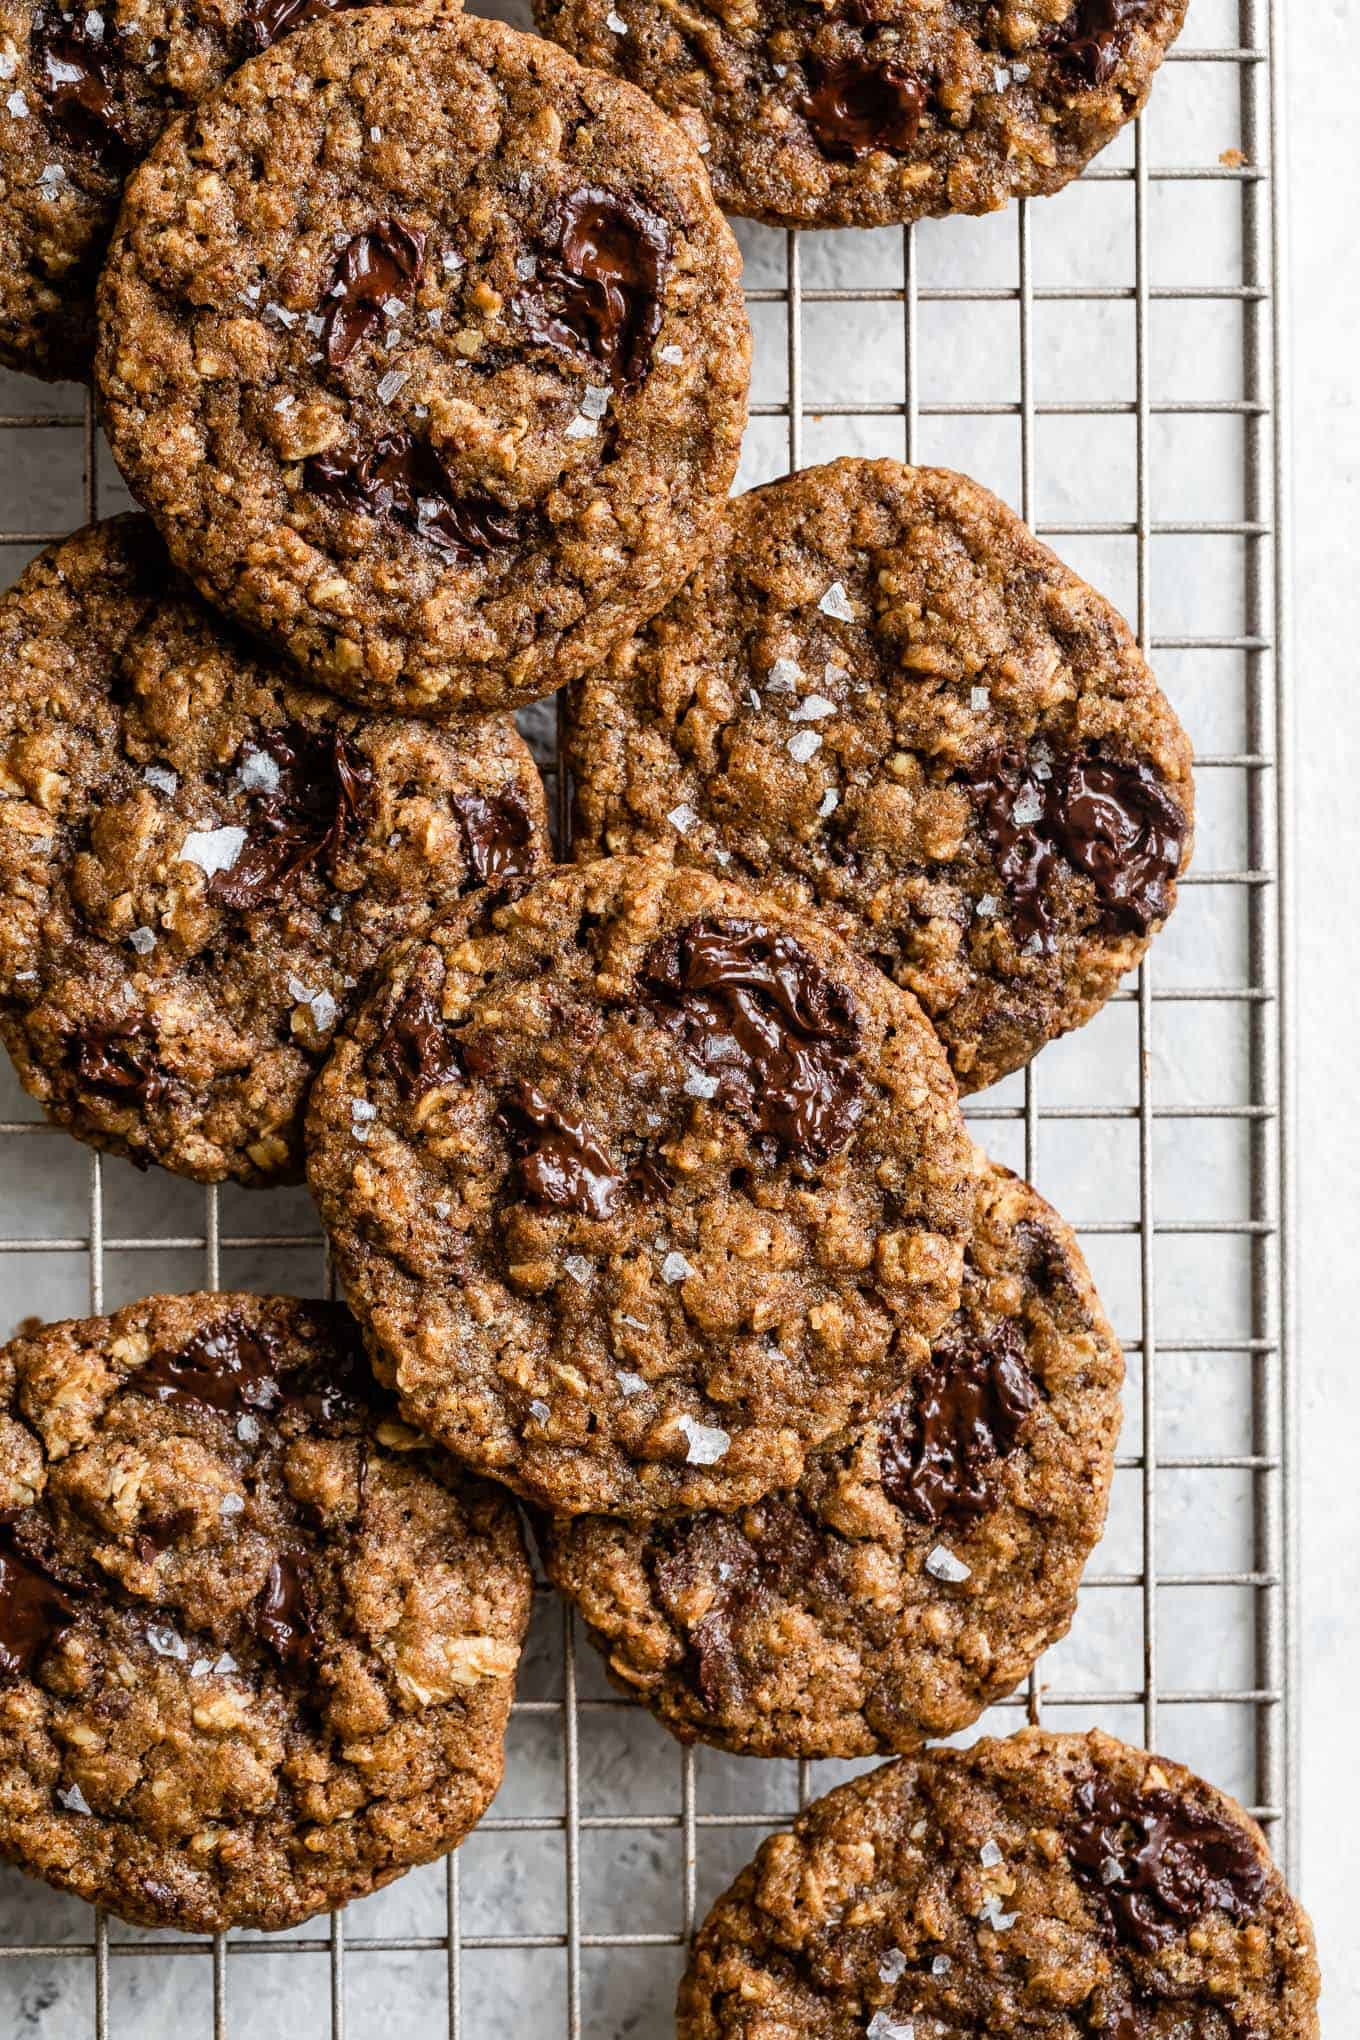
0, 0, 1295, 2031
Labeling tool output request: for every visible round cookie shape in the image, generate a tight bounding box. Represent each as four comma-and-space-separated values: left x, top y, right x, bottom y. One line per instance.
0, 515, 549, 1184
0, 1292, 533, 1933
565, 459, 1194, 1094
94, 3, 750, 716
0, 0, 418, 381
533, 0, 1189, 231
305, 856, 974, 1517
543, 1157, 1122, 1756
677, 1729, 1321, 2040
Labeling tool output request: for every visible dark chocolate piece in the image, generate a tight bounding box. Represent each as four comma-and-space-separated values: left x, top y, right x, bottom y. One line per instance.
515, 186, 670, 390
801, 55, 928, 160
212, 723, 372, 911
968, 744, 1183, 950
1046, 0, 1151, 88
68, 1018, 165, 1106
321, 220, 426, 369
0, 1520, 79, 1681
452, 788, 538, 889
500, 1081, 624, 1221
136, 1313, 286, 1415
373, 967, 464, 1100
878, 1318, 1039, 1524
29, 6, 130, 158
239, 0, 365, 57
642, 918, 863, 1165
1069, 1774, 1267, 1954
304, 434, 518, 562
254, 1552, 314, 1674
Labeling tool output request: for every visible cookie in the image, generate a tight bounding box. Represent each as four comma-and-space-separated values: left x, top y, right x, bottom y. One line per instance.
533, 0, 1188, 231
305, 856, 974, 1517
677, 1729, 1320, 2039
0, 515, 549, 1184
565, 460, 1194, 1094
94, 2, 750, 716
0, 1292, 533, 1933
0, 0, 421, 381
543, 1156, 1121, 1757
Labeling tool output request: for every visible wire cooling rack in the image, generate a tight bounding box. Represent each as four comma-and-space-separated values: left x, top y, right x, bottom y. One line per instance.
0, 0, 1296, 2031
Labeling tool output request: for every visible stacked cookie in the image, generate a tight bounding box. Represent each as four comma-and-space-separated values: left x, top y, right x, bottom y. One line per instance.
0, 0, 1321, 2026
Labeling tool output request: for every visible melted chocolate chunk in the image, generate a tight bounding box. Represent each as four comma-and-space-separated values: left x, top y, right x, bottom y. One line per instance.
1045, 0, 1151, 87
213, 722, 372, 911
968, 743, 1183, 951
878, 1318, 1039, 1524
800, 54, 929, 160
277, 1305, 369, 1427
500, 1082, 624, 1222
68, 1018, 165, 1107
254, 1552, 314, 1674
515, 186, 670, 391
304, 433, 518, 562
320, 220, 426, 369
452, 788, 538, 889
642, 918, 864, 1165
0, 1519, 79, 1680
136, 1313, 286, 1415
29, 6, 131, 159
240, 0, 365, 56
1069, 1775, 1267, 1954
652, 1502, 830, 1715
373, 970, 464, 1100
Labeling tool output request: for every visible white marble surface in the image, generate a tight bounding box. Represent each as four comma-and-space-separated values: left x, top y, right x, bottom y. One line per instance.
0, 0, 1353, 2029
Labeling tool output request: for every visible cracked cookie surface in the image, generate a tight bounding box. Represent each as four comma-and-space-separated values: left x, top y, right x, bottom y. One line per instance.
0, 1292, 532, 1933
533, 0, 1188, 230
677, 1729, 1320, 2039
305, 856, 974, 1517
0, 516, 549, 1184
0, 0, 417, 381
543, 1157, 1121, 1756
566, 460, 1194, 1094
95, 3, 750, 715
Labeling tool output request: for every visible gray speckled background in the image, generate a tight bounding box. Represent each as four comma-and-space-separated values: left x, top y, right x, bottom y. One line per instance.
3, 0, 1353, 2029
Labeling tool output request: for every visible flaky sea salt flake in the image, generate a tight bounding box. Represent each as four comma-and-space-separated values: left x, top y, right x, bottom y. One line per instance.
1011, 786, 1043, 826
789, 693, 834, 722
529, 1399, 550, 1424
58, 1783, 92, 1815
263, 300, 297, 328
667, 802, 698, 835
878, 1948, 908, 1984
818, 788, 840, 818
980, 1838, 1004, 1868
617, 1370, 645, 1396
867, 2015, 914, 2040
7, 89, 29, 118
377, 367, 410, 404
818, 580, 854, 621
971, 685, 990, 710
563, 1253, 592, 1285
606, 7, 627, 27
931, 1954, 951, 1975
581, 383, 609, 419
678, 1414, 729, 1465
787, 730, 822, 764
660, 1251, 692, 1284
683, 1070, 719, 1099
179, 824, 246, 878
129, 926, 156, 954
925, 1542, 971, 1584
565, 412, 597, 438
767, 656, 800, 692
658, 343, 683, 365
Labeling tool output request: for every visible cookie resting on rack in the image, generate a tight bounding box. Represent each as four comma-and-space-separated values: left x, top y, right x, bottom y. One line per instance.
542, 1156, 1122, 1757
305, 856, 975, 1518
677, 1729, 1321, 2040
0, 515, 549, 1184
94, 3, 750, 715
0, 1293, 532, 1934
0, 0, 419, 381
565, 458, 1194, 1094
533, 0, 1189, 231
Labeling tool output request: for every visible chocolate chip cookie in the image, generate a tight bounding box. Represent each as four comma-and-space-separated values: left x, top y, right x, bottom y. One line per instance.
543, 1155, 1121, 1756
95, 3, 750, 716
305, 856, 974, 1517
0, 0, 420, 382
0, 515, 549, 1184
0, 1292, 532, 1933
566, 460, 1194, 1094
533, 0, 1188, 230
678, 1729, 1320, 2039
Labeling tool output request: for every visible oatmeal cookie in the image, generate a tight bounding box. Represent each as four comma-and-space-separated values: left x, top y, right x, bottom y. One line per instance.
0, 1292, 532, 1933
305, 856, 973, 1517
543, 1156, 1121, 1756
566, 459, 1194, 1093
95, 3, 750, 715
678, 1729, 1321, 2039
0, 0, 418, 381
0, 515, 549, 1183
533, 0, 1188, 231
